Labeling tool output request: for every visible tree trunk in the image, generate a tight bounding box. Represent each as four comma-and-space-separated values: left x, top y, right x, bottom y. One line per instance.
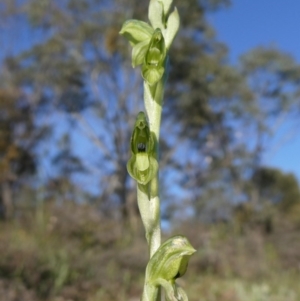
0, 181, 13, 220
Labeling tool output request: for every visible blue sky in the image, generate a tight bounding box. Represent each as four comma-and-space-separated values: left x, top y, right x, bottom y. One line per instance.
208, 0, 300, 181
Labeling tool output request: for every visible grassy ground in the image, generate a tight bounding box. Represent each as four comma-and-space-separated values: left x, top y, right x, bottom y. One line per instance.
0, 203, 299, 301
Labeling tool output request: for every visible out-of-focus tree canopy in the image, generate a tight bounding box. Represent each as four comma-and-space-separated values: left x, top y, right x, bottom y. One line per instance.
0, 0, 300, 227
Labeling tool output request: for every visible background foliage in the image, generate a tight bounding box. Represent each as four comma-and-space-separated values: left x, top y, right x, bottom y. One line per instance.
0, 0, 300, 300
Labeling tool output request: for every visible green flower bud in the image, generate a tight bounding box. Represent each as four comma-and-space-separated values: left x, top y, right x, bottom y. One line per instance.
142, 28, 166, 85
127, 112, 158, 185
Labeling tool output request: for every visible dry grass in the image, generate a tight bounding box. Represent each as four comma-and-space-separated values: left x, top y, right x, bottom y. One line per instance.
0, 203, 299, 301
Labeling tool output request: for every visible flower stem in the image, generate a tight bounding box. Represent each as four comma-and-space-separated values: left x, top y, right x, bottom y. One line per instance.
143, 73, 166, 256
137, 77, 165, 301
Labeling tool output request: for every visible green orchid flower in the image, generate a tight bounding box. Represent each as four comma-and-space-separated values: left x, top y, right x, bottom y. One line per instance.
127, 112, 158, 185
142, 235, 196, 301
142, 28, 166, 85
120, 0, 180, 86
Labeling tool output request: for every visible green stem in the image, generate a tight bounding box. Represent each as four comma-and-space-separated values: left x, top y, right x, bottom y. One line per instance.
137, 183, 151, 243
144, 77, 165, 257
136, 79, 163, 257
137, 78, 165, 301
